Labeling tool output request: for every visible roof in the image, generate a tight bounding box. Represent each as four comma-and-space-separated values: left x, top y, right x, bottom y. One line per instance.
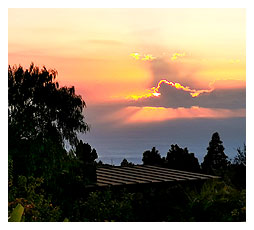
95, 165, 219, 187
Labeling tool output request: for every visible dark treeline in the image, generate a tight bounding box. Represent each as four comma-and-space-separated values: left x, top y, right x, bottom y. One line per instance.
138, 131, 245, 189
8, 64, 246, 222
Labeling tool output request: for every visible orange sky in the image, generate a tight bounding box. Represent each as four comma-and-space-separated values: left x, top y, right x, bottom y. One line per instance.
8, 8, 245, 122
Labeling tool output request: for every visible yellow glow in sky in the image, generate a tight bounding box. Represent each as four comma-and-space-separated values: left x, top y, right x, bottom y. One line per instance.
8, 8, 245, 105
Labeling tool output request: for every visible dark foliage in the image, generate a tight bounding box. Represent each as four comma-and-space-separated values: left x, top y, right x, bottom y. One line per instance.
166, 144, 200, 172
75, 141, 98, 184
201, 132, 229, 176
8, 64, 89, 182
8, 64, 97, 221
188, 181, 246, 221
142, 147, 163, 166
130, 185, 193, 221
74, 181, 245, 222
8, 63, 89, 146
76, 140, 98, 163
8, 160, 62, 222
225, 145, 246, 190
79, 189, 135, 221
234, 144, 246, 166
120, 158, 134, 167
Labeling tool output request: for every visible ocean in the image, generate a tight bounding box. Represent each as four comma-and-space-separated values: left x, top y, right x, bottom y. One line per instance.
80, 117, 246, 166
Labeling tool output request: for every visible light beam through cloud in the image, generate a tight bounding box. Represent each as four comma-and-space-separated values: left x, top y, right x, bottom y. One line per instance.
119, 106, 246, 123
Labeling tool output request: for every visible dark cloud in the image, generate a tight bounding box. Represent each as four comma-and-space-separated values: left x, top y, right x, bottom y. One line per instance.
197, 88, 246, 109
144, 57, 246, 109
133, 81, 245, 110
134, 83, 193, 108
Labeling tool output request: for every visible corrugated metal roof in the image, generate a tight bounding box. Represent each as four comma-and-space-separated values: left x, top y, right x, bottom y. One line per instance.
95, 165, 219, 187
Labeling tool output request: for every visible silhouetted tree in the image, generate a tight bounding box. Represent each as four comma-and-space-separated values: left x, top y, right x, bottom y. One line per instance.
75, 141, 98, 183
166, 144, 200, 172
8, 63, 89, 146
234, 144, 246, 166
201, 132, 229, 175
227, 144, 246, 189
142, 147, 162, 166
96, 160, 104, 167
8, 63, 89, 180
121, 158, 134, 167
75, 140, 98, 163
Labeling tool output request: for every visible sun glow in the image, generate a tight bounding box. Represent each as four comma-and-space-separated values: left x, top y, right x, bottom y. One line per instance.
130, 53, 141, 60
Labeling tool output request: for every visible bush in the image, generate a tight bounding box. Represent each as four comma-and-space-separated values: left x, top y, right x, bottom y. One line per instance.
8, 175, 62, 221
188, 180, 246, 221
79, 189, 135, 221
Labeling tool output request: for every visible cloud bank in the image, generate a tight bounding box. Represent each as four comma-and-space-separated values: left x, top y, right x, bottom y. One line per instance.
128, 79, 245, 110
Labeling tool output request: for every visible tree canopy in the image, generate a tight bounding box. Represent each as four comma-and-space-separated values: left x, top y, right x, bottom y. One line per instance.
228, 144, 246, 189
8, 64, 90, 179
142, 147, 162, 166
120, 158, 134, 167
201, 132, 229, 175
234, 144, 246, 166
8, 63, 89, 147
76, 140, 98, 164
166, 144, 200, 172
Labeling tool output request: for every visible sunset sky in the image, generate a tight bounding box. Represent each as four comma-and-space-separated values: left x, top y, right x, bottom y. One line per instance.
8, 8, 246, 164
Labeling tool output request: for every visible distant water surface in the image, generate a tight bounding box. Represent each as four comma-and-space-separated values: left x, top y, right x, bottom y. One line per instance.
80, 117, 246, 166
